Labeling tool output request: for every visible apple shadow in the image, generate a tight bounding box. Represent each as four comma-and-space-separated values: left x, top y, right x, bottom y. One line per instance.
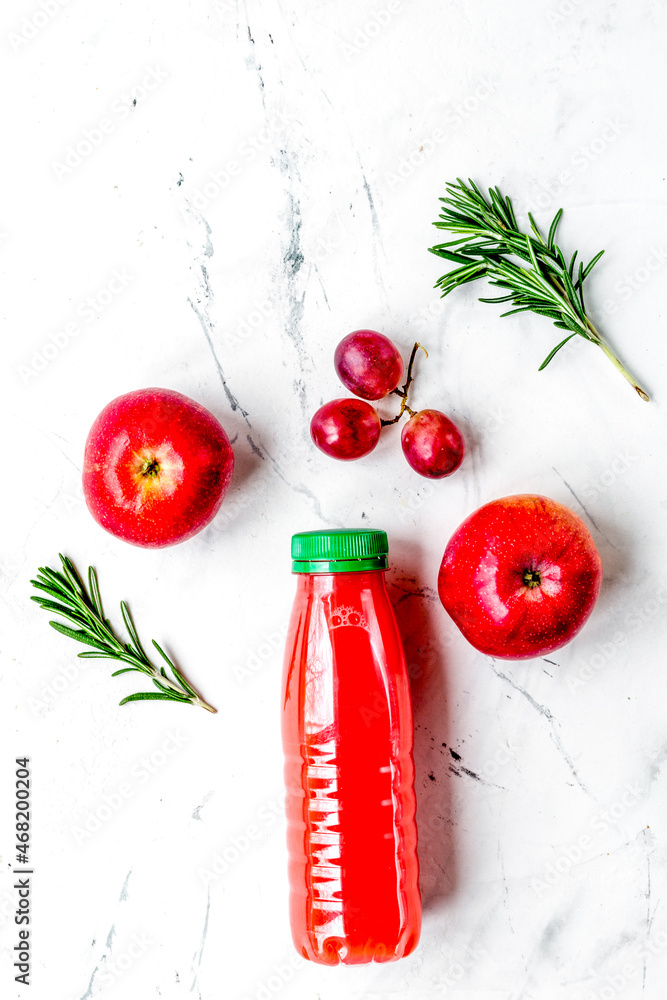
584, 511, 634, 605
198, 408, 269, 542
387, 535, 459, 911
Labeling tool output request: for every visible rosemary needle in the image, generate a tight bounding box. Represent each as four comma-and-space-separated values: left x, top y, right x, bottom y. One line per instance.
31, 555, 216, 713
429, 178, 649, 401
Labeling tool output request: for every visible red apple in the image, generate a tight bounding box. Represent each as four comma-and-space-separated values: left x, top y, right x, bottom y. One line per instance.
83, 388, 234, 548
438, 494, 602, 659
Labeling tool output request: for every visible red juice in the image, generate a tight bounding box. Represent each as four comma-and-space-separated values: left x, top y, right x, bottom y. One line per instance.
281, 530, 421, 965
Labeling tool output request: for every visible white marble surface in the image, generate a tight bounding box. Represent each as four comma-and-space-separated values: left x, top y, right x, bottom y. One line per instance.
2, 1, 667, 998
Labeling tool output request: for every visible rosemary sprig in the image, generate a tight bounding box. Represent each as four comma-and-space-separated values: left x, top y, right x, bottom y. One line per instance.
30, 555, 216, 713
429, 178, 649, 401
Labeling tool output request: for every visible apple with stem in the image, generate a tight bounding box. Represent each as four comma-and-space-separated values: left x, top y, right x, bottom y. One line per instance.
438, 494, 602, 659
83, 388, 234, 547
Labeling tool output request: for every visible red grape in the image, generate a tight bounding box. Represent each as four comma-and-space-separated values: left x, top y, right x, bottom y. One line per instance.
311, 398, 381, 460
401, 409, 464, 479
334, 330, 403, 400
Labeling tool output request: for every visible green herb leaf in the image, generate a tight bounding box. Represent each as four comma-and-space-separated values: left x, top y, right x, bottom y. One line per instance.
88, 566, 104, 618
31, 556, 217, 713
49, 622, 110, 650
538, 333, 577, 370
547, 208, 563, 250
119, 692, 175, 705
429, 178, 649, 401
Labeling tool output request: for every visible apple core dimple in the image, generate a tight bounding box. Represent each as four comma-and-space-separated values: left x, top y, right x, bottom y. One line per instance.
140, 456, 161, 478
522, 567, 542, 589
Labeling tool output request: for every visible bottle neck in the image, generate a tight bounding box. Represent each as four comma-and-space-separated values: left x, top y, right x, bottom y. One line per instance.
295, 568, 388, 595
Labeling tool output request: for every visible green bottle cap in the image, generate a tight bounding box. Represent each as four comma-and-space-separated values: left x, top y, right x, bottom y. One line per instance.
291, 529, 389, 573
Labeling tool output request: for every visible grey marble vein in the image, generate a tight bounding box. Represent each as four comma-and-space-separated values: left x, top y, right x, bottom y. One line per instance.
186, 207, 250, 422
487, 659, 599, 803
189, 885, 211, 996
119, 869, 132, 902
552, 465, 606, 540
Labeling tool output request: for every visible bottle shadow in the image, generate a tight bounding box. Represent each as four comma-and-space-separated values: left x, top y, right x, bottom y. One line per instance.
387, 535, 459, 911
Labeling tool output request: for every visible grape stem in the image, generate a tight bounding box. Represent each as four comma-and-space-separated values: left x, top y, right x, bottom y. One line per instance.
381, 342, 427, 426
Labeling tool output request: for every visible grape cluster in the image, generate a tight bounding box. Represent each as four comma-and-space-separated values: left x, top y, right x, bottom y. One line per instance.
310, 330, 465, 479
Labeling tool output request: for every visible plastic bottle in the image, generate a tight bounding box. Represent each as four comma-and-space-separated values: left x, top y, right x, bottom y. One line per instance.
281, 529, 421, 965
